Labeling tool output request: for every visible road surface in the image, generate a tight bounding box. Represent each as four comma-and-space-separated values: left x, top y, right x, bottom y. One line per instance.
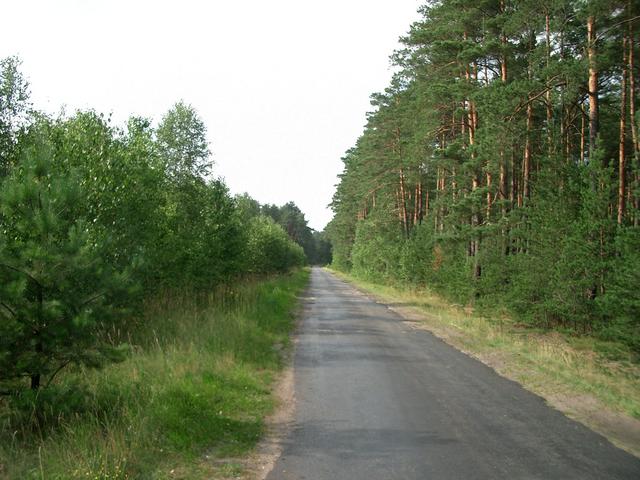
266, 267, 640, 479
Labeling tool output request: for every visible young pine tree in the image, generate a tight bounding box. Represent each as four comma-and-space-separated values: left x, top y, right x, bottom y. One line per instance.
0, 139, 131, 392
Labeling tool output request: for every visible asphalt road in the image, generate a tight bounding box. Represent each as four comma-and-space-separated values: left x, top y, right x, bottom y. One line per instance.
266, 267, 640, 480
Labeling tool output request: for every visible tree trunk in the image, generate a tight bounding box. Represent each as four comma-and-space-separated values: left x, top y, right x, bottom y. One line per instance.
435, 167, 441, 233
628, 17, 639, 225
452, 165, 457, 201
32, 285, 44, 390
630, 30, 638, 155
399, 168, 409, 236
580, 109, 586, 164
425, 189, 430, 220
619, 33, 628, 225
486, 172, 492, 220
499, 153, 506, 216
461, 102, 466, 139
545, 12, 554, 154
510, 149, 517, 208
499, 4, 509, 243
414, 181, 422, 225
31, 373, 40, 390
500, 0, 508, 83
587, 15, 599, 159
523, 103, 533, 203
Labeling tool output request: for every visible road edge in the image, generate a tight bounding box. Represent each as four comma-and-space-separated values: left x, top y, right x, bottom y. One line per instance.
241, 275, 312, 479
328, 268, 640, 459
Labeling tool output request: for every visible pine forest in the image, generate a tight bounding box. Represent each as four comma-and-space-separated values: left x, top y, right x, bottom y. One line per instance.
328, 0, 640, 352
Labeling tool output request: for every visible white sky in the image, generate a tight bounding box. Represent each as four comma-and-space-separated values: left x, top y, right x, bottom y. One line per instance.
0, 0, 422, 230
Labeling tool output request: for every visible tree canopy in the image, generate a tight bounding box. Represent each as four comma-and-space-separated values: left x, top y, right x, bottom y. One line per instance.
0, 60, 310, 392
328, 0, 640, 351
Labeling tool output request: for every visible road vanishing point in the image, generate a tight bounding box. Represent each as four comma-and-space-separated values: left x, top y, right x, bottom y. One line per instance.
266, 267, 640, 480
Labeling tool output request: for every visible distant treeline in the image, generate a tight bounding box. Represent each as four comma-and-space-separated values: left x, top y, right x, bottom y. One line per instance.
0, 57, 324, 393
237, 195, 332, 266
328, 0, 640, 350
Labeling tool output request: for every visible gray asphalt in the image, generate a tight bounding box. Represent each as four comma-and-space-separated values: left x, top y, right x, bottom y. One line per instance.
266, 268, 640, 480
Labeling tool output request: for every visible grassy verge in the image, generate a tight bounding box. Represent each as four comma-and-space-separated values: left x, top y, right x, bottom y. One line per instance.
0, 268, 309, 479
329, 269, 640, 456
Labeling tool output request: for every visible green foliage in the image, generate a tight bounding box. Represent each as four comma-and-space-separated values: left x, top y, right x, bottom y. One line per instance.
0, 53, 315, 479
0, 56, 30, 177
262, 201, 316, 260
328, 0, 640, 352
308, 230, 332, 265
604, 227, 640, 328
243, 196, 331, 265
153, 177, 245, 287
351, 213, 403, 282
235, 192, 262, 219
156, 100, 211, 179
0, 269, 309, 479
0, 140, 131, 391
244, 216, 305, 274
0, 58, 314, 397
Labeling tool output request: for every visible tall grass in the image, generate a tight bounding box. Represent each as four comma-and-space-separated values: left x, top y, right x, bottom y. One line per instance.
0, 269, 309, 479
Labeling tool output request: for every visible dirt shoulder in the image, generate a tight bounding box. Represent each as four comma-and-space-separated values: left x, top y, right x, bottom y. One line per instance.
241, 364, 296, 480
332, 270, 640, 458
239, 288, 312, 479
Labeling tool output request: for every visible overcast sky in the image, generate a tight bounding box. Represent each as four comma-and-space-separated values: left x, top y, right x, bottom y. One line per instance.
0, 0, 422, 230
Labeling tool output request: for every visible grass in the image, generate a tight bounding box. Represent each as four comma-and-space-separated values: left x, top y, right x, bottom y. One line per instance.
0, 268, 309, 479
330, 269, 640, 454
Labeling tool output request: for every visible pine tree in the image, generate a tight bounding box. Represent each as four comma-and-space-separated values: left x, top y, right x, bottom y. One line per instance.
328, 0, 640, 350
0, 139, 131, 391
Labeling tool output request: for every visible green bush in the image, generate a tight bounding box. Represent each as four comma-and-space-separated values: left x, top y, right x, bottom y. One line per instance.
244, 216, 305, 274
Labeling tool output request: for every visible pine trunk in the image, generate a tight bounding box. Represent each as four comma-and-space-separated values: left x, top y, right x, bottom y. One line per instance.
414, 181, 422, 225
587, 15, 599, 159
630, 30, 638, 155
32, 285, 44, 390
628, 20, 639, 225
580, 110, 586, 163
545, 13, 554, 154
399, 168, 409, 236
499, 153, 506, 216
619, 34, 628, 224
510, 149, 517, 207
523, 103, 533, 203
486, 172, 492, 220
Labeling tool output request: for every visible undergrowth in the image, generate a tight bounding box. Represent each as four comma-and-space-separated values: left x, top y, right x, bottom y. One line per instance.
0, 268, 309, 479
